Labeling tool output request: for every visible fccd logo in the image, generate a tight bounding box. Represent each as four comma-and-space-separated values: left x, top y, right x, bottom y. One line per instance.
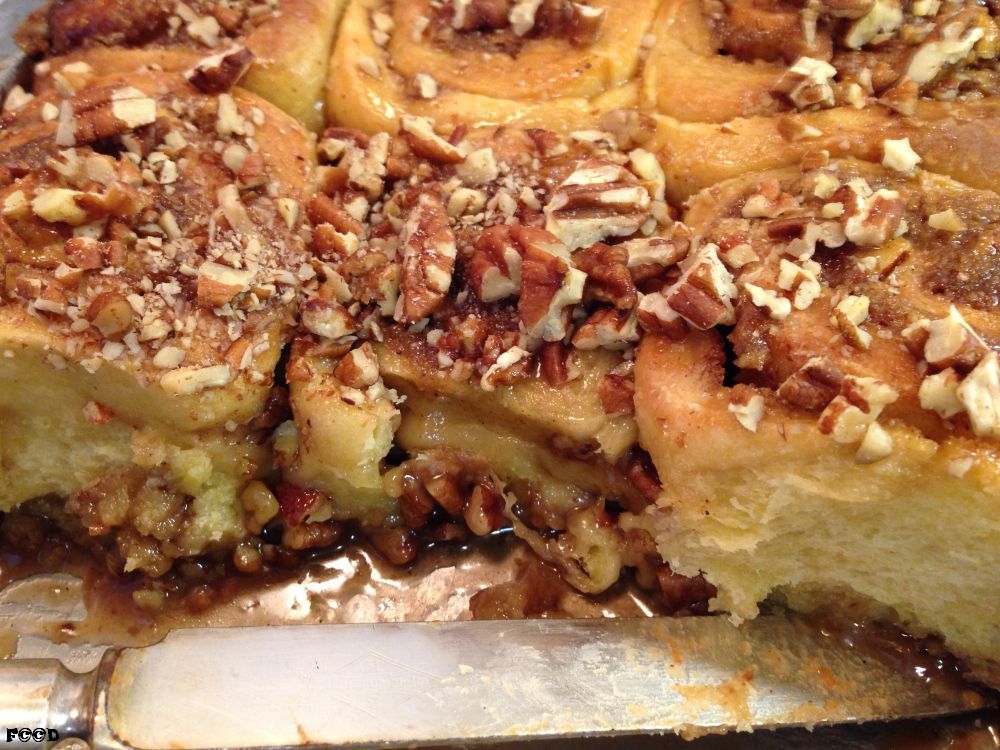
5, 729, 59, 743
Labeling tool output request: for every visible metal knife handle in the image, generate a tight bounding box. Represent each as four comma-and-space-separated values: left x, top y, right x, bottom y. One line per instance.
0, 659, 98, 749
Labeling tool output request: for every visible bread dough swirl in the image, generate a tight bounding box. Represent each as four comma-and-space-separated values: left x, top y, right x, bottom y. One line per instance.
326, 0, 659, 133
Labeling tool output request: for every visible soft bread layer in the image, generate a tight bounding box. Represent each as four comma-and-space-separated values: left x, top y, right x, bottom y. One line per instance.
379, 342, 637, 502
325, 0, 657, 133
0, 326, 265, 553
633, 332, 1000, 682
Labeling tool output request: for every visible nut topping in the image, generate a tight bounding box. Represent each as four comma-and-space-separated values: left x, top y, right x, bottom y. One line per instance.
818, 375, 898, 443
544, 158, 652, 252
186, 45, 254, 94
956, 351, 1000, 438
923, 306, 988, 370
777, 356, 845, 411
197, 261, 254, 308
394, 193, 458, 324
638, 243, 736, 332
301, 298, 358, 341
837, 182, 904, 247
400, 116, 464, 164
519, 241, 586, 342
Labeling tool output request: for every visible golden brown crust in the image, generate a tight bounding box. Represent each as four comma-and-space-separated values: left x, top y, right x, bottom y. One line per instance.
21, 0, 346, 130
639, 98, 1000, 202
325, 0, 658, 133
643, 0, 1000, 123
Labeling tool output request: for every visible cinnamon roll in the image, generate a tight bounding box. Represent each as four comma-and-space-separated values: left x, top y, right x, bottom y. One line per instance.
15, 0, 346, 130
630, 157, 1000, 685
642, 0, 999, 123
325, 0, 659, 134
272, 117, 699, 597
0, 70, 314, 575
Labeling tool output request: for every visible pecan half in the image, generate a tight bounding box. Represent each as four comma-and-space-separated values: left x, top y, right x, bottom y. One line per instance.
638, 243, 737, 333
394, 192, 457, 323
574, 242, 637, 308
544, 158, 652, 252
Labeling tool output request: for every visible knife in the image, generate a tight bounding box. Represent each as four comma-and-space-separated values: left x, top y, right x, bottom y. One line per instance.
0, 615, 986, 749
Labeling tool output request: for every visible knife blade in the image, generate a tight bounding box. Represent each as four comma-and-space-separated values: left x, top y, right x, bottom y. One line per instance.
0, 615, 986, 749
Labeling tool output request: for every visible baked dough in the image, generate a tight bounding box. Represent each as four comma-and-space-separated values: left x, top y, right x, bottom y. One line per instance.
631, 159, 1000, 685
0, 70, 313, 571
326, 0, 659, 133
17, 0, 347, 130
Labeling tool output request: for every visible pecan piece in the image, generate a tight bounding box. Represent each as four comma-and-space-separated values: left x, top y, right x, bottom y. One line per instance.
544, 158, 652, 252
394, 192, 457, 323
777, 356, 845, 411
598, 361, 635, 415
186, 45, 255, 94
468, 225, 524, 302
638, 243, 737, 333
836, 181, 904, 247
572, 307, 639, 350
574, 242, 637, 308
519, 242, 586, 342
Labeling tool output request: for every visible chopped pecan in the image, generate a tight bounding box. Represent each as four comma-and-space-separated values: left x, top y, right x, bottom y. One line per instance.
833, 294, 872, 349
741, 178, 800, 218
539, 341, 570, 386
307, 194, 364, 237
468, 225, 524, 302
464, 483, 505, 536
197, 261, 253, 308
481, 346, 533, 391
334, 343, 381, 389
276, 484, 330, 527
621, 233, 690, 280
598, 362, 635, 415
835, 181, 904, 247
518, 242, 586, 342
301, 297, 358, 340
638, 243, 736, 332
772, 57, 837, 110
394, 192, 457, 324
777, 356, 845, 411
544, 158, 652, 252
400, 116, 464, 164
923, 305, 988, 371
956, 352, 1000, 439
906, 10, 988, 85
186, 45, 254, 94
574, 243, 637, 308
572, 307, 639, 350
86, 291, 133, 339
71, 86, 158, 145
818, 375, 898, 443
